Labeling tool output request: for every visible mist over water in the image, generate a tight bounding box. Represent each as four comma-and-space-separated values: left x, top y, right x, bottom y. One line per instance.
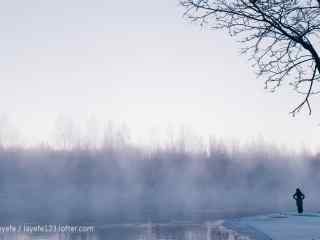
0, 127, 318, 225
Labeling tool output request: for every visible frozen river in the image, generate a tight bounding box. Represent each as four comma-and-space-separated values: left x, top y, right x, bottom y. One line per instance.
0, 212, 319, 239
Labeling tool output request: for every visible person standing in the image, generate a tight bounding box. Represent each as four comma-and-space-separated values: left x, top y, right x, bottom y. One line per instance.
293, 188, 305, 214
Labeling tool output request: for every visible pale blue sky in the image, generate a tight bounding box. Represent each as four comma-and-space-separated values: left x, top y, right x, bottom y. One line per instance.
0, 0, 319, 150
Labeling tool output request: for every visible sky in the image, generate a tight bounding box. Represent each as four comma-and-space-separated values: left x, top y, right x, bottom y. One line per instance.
0, 0, 320, 151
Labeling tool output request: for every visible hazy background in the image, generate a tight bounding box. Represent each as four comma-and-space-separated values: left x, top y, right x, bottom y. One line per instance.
0, 0, 320, 151
0, 0, 320, 225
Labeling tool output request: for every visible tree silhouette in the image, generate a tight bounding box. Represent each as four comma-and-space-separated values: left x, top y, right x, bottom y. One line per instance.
181, 0, 320, 115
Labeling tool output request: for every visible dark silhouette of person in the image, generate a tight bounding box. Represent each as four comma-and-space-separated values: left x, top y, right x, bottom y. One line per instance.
293, 188, 305, 214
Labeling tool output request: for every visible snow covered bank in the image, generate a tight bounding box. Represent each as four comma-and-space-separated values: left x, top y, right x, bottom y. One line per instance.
216, 213, 320, 240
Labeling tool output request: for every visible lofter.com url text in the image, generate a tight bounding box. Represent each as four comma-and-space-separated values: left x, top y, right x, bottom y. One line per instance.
0, 224, 95, 233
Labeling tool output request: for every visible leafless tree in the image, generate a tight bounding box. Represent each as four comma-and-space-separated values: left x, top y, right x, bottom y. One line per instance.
181, 0, 320, 116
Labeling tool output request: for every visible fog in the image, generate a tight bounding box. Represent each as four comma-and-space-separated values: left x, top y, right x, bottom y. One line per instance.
0, 126, 319, 224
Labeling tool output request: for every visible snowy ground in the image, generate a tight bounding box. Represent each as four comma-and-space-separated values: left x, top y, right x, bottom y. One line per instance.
221, 212, 320, 240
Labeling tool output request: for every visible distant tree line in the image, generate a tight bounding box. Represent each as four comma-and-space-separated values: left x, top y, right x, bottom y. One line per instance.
0, 139, 318, 223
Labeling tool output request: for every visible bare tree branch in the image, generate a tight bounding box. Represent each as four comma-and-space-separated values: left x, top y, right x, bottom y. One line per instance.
290, 65, 317, 116
181, 0, 320, 116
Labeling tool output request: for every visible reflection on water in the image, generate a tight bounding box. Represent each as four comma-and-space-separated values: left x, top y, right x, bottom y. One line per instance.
0, 223, 243, 240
